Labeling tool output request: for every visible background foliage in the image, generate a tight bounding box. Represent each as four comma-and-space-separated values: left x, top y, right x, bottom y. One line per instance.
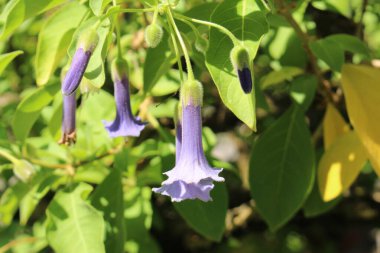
1, 0, 380, 252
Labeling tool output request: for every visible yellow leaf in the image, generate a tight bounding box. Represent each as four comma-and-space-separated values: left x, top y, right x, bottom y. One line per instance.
318, 131, 367, 201
323, 103, 350, 149
341, 64, 380, 175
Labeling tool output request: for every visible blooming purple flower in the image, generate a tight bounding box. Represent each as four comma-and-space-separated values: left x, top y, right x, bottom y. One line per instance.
103, 59, 146, 138
62, 29, 99, 95
58, 93, 76, 145
153, 80, 224, 202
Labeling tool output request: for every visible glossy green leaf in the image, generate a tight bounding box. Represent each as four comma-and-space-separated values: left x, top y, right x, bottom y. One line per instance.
150, 69, 180, 96
290, 75, 317, 112
249, 106, 314, 231
90, 0, 111, 16
0, 50, 23, 75
0, 0, 66, 39
35, 2, 88, 85
144, 31, 175, 93
91, 169, 125, 253
174, 183, 228, 241
46, 183, 106, 253
206, 0, 268, 130
12, 84, 60, 141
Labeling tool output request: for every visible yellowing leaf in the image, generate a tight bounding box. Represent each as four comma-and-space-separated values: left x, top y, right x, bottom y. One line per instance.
318, 131, 367, 202
323, 103, 350, 149
341, 64, 380, 175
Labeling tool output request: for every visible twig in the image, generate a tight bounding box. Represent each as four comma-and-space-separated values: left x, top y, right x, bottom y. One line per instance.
275, 0, 339, 105
0, 237, 37, 253
356, 0, 368, 39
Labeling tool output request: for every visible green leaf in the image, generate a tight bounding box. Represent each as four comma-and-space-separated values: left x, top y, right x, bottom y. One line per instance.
144, 31, 175, 93
46, 183, 106, 253
206, 0, 269, 130
310, 39, 344, 72
89, 0, 111, 16
124, 187, 160, 253
12, 84, 60, 141
20, 173, 59, 225
0, 50, 23, 75
328, 34, 371, 58
0, 182, 29, 225
249, 106, 314, 231
290, 75, 317, 112
150, 69, 181, 96
91, 168, 125, 253
310, 34, 370, 72
35, 2, 88, 85
174, 183, 228, 241
0, 0, 66, 39
260, 67, 303, 89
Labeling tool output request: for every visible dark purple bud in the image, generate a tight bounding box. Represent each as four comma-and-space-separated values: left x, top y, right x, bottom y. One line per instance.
237, 67, 253, 93
153, 80, 224, 202
103, 59, 146, 138
58, 93, 77, 145
230, 45, 253, 94
62, 29, 99, 95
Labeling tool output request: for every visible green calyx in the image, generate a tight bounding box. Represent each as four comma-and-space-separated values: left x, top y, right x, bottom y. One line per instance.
195, 36, 209, 54
145, 23, 163, 48
181, 80, 203, 106
111, 58, 129, 81
174, 101, 182, 124
230, 45, 250, 70
78, 28, 99, 53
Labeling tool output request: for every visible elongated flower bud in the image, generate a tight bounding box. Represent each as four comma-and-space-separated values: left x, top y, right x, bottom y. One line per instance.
230, 45, 253, 94
62, 29, 99, 95
102, 58, 146, 138
58, 93, 77, 145
145, 24, 163, 48
153, 80, 224, 202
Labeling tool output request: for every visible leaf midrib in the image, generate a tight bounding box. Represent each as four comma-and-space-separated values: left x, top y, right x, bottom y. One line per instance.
70, 193, 89, 253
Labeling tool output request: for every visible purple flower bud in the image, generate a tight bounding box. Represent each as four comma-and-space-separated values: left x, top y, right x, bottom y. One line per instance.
62, 29, 99, 95
230, 45, 253, 94
103, 59, 146, 138
153, 80, 224, 202
58, 93, 77, 145
237, 67, 253, 93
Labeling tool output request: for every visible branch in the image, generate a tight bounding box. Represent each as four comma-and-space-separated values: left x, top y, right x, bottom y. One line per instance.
275, 0, 339, 105
0, 237, 37, 253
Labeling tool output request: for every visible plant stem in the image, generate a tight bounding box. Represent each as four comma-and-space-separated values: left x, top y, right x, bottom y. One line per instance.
173, 13, 240, 46
112, 1, 123, 59
0, 148, 18, 164
275, 0, 339, 105
166, 20, 184, 82
166, 7, 194, 81
0, 237, 37, 253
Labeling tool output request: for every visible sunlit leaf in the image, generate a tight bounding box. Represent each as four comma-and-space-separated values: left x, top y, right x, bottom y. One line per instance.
35, 2, 88, 85
323, 103, 350, 149
206, 0, 269, 130
318, 131, 367, 202
261, 67, 303, 89
46, 183, 106, 253
341, 64, 380, 175
0, 50, 23, 75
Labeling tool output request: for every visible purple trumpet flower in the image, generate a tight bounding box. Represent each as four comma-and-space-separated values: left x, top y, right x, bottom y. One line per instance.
103, 59, 146, 138
230, 45, 253, 94
58, 93, 77, 145
153, 80, 224, 202
62, 29, 99, 95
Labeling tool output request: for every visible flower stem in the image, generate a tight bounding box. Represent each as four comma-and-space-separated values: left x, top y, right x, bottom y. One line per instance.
173, 12, 240, 46
166, 19, 184, 82
0, 148, 18, 164
112, 0, 123, 59
166, 7, 194, 81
